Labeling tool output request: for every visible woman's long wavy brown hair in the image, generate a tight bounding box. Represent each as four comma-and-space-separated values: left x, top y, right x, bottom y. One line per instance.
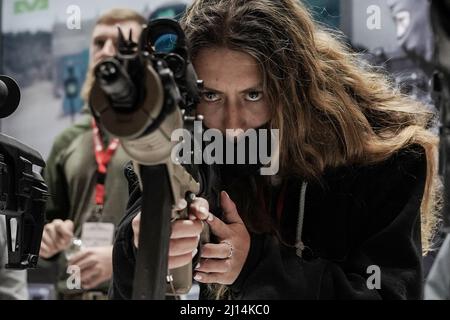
181, 0, 440, 297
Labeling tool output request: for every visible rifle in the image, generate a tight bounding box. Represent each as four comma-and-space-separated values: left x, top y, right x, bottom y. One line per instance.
90, 19, 209, 299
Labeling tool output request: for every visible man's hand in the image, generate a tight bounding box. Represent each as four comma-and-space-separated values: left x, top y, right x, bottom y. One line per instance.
39, 219, 74, 259
67, 245, 113, 290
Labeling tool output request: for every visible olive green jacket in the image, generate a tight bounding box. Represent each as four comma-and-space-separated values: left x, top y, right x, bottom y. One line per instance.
44, 114, 130, 235
42, 113, 130, 295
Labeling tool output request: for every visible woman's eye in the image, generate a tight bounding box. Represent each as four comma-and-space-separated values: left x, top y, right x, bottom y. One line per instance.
202, 92, 221, 102
245, 91, 263, 102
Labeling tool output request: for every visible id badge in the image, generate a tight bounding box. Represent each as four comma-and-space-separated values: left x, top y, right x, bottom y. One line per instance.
81, 222, 115, 248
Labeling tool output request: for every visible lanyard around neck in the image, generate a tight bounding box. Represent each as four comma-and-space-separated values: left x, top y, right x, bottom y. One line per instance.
92, 119, 119, 208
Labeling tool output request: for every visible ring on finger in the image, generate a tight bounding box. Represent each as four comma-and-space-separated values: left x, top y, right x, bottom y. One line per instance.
221, 240, 233, 259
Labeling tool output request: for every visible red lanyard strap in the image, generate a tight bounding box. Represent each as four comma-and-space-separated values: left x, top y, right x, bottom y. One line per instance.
92, 120, 119, 207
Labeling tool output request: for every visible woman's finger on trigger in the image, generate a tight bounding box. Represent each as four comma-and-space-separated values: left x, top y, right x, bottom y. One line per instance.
189, 197, 210, 220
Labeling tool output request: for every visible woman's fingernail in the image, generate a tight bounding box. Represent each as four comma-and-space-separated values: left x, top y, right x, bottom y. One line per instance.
199, 206, 208, 216
207, 213, 214, 222
194, 273, 202, 281
222, 191, 230, 199
192, 249, 198, 257
195, 263, 200, 269
189, 214, 197, 220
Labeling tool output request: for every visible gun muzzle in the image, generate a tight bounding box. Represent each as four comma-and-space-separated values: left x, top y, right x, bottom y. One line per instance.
95, 59, 137, 112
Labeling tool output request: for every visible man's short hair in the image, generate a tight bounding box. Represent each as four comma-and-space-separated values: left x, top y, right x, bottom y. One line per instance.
96, 8, 147, 26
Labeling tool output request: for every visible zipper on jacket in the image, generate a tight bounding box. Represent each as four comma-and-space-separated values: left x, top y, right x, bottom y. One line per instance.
295, 181, 308, 258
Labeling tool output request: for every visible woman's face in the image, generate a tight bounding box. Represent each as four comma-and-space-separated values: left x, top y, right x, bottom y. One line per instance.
194, 47, 271, 135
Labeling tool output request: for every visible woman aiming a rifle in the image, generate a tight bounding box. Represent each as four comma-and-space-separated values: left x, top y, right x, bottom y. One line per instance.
113, 0, 440, 299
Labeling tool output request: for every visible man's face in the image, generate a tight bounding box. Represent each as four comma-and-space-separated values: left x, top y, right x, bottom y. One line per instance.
387, 0, 433, 63
90, 21, 143, 66
387, 0, 411, 40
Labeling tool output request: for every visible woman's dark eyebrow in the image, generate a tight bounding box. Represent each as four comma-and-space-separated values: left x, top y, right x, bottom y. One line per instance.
202, 86, 223, 93
202, 84, 263, 94
239, 85, 263, 94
